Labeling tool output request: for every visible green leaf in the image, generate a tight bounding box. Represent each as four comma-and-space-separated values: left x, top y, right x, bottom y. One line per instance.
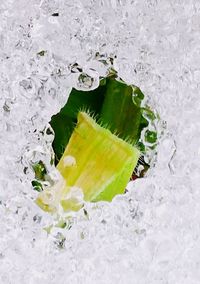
35, 72, 159, 213
100, 78, 148, 143
50, 76, 151, 162
56, 112, 140, 202
36, 112, 140, 212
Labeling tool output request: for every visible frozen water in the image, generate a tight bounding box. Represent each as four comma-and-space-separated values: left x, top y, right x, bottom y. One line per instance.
1, 0, 200, 283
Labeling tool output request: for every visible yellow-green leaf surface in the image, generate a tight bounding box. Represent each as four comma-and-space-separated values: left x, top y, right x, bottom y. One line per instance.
57, 111, 140, 203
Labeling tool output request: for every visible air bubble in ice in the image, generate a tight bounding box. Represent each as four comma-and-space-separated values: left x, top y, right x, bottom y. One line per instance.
76, 69, 100, 91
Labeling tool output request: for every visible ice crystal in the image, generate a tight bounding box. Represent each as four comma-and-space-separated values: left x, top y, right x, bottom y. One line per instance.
0, 0, 200, 283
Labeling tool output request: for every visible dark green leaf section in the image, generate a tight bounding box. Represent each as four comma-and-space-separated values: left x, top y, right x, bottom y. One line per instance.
100, 79, 148, 143
50, 76, 153, 164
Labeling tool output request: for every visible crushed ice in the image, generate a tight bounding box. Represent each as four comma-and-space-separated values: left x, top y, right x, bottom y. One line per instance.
0, 0, 200, 283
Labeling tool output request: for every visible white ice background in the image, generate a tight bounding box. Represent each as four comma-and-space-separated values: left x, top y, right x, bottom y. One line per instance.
0, 0, 200, 283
